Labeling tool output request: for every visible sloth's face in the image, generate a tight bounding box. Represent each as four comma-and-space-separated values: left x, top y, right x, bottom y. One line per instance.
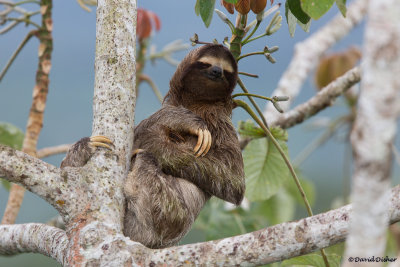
196, 55, 235, 83
182, 53, 237, 102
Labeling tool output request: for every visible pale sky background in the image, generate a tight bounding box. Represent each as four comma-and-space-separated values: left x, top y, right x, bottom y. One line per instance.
0, 0, 395, 266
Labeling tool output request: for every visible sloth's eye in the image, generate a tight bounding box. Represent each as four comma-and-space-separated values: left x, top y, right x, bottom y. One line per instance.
196, 62, 212, 69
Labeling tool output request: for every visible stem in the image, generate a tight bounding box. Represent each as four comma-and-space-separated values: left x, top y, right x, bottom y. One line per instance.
242, 33, 267, 45
14, 0, 40, 5
0, 31, 35, 82
238, 71, 259, 78
237, 77, 269, 129
225, 19, 236, 33
6, 17, 41, 28
235, 99, 313, 215
293, 116, 348, 166
233, 211, 246, 234
135, 39, 148, 97
242, 20, 261, 44
392, 144, 400, 167
139, 74, 163, 103
232, 93, 273, 102
37, 144, 71, 159
229, 13, 247, 59
237, 51, 265, 61
234, 99, 330, 267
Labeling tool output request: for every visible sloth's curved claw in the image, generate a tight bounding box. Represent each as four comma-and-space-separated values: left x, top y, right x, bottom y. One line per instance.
192, 129, 212, 157
193, 129, 203, 153
204, 130, 212, 155
89, 135, 114, 150
132, 148, 145, 156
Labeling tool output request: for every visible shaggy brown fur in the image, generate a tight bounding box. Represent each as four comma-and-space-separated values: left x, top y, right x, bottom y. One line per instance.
61, 44, 245, 249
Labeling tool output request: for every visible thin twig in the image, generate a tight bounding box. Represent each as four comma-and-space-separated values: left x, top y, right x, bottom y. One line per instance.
232, 93, 273, 102
13, 0, 40, 5
0, 4, 12, 16
392, 144, 400, 167
293, 116, 349, 166
235, 99, 313, 215
36, 144, 71, 159
238, 71, 258, 78
237, 51, 265, 61
237, 78, 269, 129
0, 21, 19, 34
233, 211, 247, 234
2, 0, 53, 225
242, 20, 261, 44
242, 33, 267, 45
0, 30, 35, 82
138, 74, 163, 103
0, 0, 31, 14
6, 17, 41, 28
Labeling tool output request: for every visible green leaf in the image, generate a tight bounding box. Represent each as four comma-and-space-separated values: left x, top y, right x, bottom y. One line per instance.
197, 0, 216, 28
0, 122, 24, 191
285, 1, 298, 37
0, 122, 24, 149
238, 120, 266, 139
254, 188, 296, 225
194, 199, 244, 240
287, 0, 310, 24
300, 0, 335, 20
270, 127, 288, 141
335, 0, 347, 17
195, 0, 201, 16
244, 129, 291, 201
282, 253, 341, 267
1, 179, 10, 191
297, 19, 311, 33
223, 0, 238, 3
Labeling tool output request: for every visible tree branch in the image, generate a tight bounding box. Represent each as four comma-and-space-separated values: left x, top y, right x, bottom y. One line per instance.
343, 0, 400, 263
37, 143, 71, 159
271, 67, 361, 129
149, 185, 400, 266
0, 223, 68, 264
58, 1, 138, 264
0, 145, 66, 215
2, 0, 53, 225
92, 0, 137, 172
264, 0, 367, 125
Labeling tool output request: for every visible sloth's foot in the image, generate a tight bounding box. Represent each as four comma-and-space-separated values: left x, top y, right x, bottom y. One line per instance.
88, 135, 114, 151
190, 128, 212, 157
61, 136, 114, 168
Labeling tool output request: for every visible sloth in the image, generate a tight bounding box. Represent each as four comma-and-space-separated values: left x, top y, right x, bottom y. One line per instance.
61, 44, 245, 249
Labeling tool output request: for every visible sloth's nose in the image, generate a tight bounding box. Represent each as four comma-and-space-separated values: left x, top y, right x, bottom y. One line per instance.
210, 66, 222, 78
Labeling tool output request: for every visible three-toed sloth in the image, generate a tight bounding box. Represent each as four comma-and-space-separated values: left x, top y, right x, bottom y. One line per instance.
61, 44, 245, 249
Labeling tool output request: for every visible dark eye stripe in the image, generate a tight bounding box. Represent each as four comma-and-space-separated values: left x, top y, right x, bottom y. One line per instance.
195, 62, 212, 69
223, 70, 233, 76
